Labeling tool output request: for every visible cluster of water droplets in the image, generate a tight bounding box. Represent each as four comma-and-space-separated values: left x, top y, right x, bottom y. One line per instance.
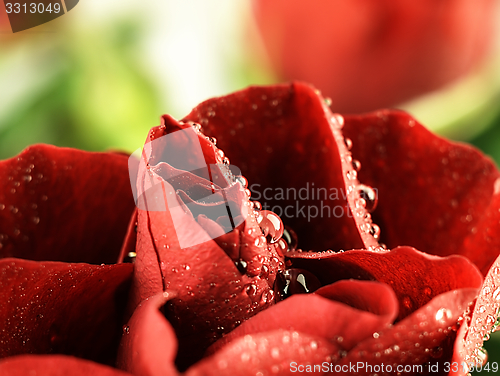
329, 110, 382, 251
461, 265, 500, 368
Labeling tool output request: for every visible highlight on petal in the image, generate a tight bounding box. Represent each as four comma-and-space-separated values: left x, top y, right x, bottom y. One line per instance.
0, 259, 133, 365
344, 110, 500, 275
0, 145, 135, 264
117, 293, 179, 376
0, 355, 132, 376
288, 246, 483, 321
183, 82, 380, 253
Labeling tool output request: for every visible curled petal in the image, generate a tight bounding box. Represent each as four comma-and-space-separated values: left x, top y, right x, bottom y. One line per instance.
208, 280, 398, 355
340, 288, 479, 375
117, 293, 179, 376
344, 111, 500, 275
288, 246, 483, 320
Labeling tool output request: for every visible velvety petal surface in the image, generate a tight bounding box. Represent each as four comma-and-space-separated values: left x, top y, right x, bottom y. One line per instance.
0, 145, 136, 264
117, 293, 178, 376
183, 82, 379, 253
339, 288, 479, 376
344, 111, 500, 274
0, 355, 131, 376
288, 246, 483, 321
208, 280, 398, 355
0, 258, 132, 365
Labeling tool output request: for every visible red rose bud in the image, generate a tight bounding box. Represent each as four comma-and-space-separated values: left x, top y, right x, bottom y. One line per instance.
129, 115, 287, 368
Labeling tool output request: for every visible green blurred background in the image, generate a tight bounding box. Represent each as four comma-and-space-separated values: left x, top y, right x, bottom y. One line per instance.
1, 0, 500, 370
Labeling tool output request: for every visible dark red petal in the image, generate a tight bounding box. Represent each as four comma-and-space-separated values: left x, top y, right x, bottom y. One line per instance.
288, 246, 483, 320
0, 259, 132, 365
0, 355, 132, 376
183, 82, 379, 252
343, 111, 500, 274
339, 288, 479, 375
208, 280, 398, 355
117, 293, 179, 376
0, 145, 135, 264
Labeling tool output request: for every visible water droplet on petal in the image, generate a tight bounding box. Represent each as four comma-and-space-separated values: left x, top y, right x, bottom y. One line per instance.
282, 226, 298, 252
344, 138, 353, 150
235, 175, 248, 189
252, 201, 262, 210
257, 210, 284, 244
278, 269, 321, 298
435, 308, 452, 322
352, 159, 361, 171
358, 184, 378, 212
236, 259, 248, 274
369, 224, 380, 239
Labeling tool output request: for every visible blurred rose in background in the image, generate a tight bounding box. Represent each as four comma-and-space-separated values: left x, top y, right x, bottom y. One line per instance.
254, 0, 499, 114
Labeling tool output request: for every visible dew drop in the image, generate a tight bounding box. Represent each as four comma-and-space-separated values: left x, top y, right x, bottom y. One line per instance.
245, 283, 258, 298
235, 175, 248, 189
252, 201, 262, 210
369, 224, 380, 240
191, 123, 202, 132
344, 138, 353, 150
358, 184, 378, 212
278, 269, 321, 298
282, 226, 298, 252
235, 259, 248, 274
435, 308, 452, 322
209, 137, 217, 145
256, 210, 284, 244
122, 325, 130, 334
352, 159, 361, 171
331, 114, 344, 128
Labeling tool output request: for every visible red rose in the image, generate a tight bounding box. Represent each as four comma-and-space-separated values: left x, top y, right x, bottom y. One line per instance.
1, 83, 500, 375
253, 0, 498, 113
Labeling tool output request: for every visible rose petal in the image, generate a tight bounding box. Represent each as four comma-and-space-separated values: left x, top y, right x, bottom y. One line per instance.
183, 82, 379, 252
208, 280, 398, 355
0, 355, 132, 376
339, 288, 479, 375
0, 259, 132, 365
343, 111, 500, 275
453, 252, 500, 368
0, 145, 135, 264
186, 329, 336, 376
288, 246, 483, 320
117, 293, 179, 376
